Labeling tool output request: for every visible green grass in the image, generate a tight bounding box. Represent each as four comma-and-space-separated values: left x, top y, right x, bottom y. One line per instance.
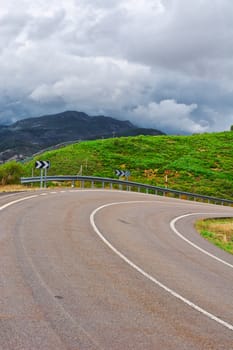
1, 131, 233, 200
195, 218, 233, 255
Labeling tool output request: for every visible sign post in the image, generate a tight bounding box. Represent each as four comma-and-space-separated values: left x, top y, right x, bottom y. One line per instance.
35, 161, 51, 188
40, 169, 43, 189
44, 167, 48, 188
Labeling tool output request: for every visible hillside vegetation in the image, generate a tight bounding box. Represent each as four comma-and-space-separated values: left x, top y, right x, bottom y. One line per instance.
1, 131, 233, 200
196, 218, 233, 255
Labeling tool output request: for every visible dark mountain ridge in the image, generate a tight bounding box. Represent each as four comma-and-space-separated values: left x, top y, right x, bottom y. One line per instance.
0, 110, 164, 162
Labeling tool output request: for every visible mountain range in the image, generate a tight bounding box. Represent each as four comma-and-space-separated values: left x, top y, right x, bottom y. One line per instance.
0, 110, 164, 163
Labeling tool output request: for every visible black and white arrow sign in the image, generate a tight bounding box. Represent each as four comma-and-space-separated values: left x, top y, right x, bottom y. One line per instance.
35, 160, 50, 169
115, 169, 124, 177
115, 169, 130, 177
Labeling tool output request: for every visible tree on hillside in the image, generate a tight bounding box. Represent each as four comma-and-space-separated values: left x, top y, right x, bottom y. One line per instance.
0, 162, 23, 185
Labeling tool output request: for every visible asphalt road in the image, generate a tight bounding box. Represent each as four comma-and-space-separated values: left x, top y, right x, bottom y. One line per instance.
0, 189, 232, 349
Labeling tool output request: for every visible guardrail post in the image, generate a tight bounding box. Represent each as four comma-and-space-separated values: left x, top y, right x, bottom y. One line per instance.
91, 181, 94, 188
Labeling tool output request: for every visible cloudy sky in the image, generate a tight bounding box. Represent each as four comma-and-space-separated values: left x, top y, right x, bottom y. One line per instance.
0, 0, 233, 134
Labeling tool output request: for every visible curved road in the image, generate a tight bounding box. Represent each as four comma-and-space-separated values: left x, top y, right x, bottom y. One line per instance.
0, 189, 232, 349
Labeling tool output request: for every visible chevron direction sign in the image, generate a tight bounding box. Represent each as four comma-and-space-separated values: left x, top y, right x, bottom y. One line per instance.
35, 160, 50, 169
115, 169, 130, 177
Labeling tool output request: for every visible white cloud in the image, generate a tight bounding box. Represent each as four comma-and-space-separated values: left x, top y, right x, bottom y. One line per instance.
29, 57, 152, 113
131, 100, 205, 134
0, 0, 233, 134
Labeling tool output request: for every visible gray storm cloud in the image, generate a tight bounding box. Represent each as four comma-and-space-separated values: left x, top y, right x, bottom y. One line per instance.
0, 0, 233, 133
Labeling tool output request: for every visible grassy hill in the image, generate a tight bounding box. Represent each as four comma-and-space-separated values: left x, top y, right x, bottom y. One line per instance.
1, 131, 233, 200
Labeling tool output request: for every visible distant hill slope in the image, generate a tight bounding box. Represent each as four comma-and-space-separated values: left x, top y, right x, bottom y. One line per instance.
0, 111, 164, 162
18, 131, 233, 200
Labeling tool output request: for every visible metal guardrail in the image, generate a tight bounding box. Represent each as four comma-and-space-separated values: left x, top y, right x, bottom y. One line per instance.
20, 175, 233, 206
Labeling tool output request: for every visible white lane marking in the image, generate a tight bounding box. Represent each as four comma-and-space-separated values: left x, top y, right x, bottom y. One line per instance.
0, 192, 102, 349
170, 213, 233, 269
90, 201, 233, 331
40, 193, 48, 196
68, 189, 113, 193
0, 195, 38, 211
0, 193, 24, 200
